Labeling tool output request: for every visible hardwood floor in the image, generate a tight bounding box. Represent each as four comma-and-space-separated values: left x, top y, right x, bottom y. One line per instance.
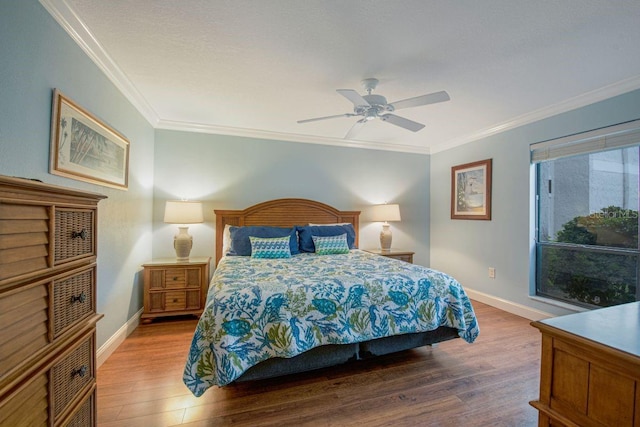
97, 301, 542, 426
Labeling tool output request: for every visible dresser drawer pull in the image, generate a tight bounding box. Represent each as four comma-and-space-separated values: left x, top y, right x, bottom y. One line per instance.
71, 292, 87, 304
71, 229, 87, 240
72, 365, 88, 378
173, 276, 178, 281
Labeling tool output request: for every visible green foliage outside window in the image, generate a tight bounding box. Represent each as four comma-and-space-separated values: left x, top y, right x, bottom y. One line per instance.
541, 206, 638, 307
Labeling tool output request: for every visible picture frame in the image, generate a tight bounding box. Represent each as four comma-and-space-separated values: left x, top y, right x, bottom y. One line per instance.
451, 158, 492, 220
50, 89, 129, 190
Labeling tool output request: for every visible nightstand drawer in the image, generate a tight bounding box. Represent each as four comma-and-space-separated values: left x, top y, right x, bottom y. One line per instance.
362, 249, 414, 264
388, 254, 413, 263
148, 267, 203, 289
149, 290, 201, 312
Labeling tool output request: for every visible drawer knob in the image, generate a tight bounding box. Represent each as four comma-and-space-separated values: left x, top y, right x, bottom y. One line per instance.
71, 229, 87, 240
173, 298, 179, 303
173, 276, 178, 281
71, 292, 87, 304
72, 365, 88, 378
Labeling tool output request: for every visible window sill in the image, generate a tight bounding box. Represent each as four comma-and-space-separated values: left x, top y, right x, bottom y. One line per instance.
528, 295, 589, 313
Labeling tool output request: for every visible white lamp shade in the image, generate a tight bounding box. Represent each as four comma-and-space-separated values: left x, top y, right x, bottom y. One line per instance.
370, 204, 401, 222
164, 200, 204, 224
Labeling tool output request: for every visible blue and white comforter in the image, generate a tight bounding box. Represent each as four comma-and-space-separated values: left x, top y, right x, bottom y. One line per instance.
183, 250, 479, 395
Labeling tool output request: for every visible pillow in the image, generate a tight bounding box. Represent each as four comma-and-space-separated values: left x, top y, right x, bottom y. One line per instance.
297, 224, 356, 252
249, 236, 292, 259
312, 234, 350, 255
222, 224, 232, 255
228, 226, 299, 256
307, 223, 352, 226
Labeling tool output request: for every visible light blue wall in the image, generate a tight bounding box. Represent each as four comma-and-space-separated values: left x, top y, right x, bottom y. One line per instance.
0, 1, 155, 348
5, 1, 640, 353
430, 89, 640, 317
153, 130, 431, 266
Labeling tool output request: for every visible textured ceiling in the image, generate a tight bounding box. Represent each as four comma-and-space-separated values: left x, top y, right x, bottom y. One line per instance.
43, 0, 640, 153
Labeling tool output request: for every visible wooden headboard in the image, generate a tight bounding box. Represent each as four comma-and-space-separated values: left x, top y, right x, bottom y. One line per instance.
214, 198, 360, 266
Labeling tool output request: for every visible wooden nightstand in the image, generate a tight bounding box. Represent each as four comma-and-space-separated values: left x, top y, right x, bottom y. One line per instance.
363, 249, 414, 264
141, 257, 211, 323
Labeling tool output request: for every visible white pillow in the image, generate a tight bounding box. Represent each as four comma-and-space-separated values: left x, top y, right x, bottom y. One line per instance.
307, 223, 352, 226
222, 224, 232, 255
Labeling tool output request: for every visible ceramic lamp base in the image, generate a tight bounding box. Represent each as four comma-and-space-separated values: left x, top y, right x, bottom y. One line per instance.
379, 223, 392, 252
174, 226, 193, 261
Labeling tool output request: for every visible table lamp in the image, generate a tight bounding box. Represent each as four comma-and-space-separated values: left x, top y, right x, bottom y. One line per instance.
370, 203, 401, 252
164, 200, 203, 261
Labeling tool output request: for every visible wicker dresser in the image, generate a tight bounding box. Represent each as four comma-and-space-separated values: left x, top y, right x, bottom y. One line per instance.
0, 175, 105, 427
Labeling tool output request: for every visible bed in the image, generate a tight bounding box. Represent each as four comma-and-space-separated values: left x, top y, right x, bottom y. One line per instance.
183, 198, 479, 396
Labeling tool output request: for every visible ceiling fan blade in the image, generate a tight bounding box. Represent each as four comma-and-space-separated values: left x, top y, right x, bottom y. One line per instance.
337, 89, 370, 107
297, 113, 355, 124
389, 90, 450, 110
344, 119, 367, 140
380, 114, 425, 132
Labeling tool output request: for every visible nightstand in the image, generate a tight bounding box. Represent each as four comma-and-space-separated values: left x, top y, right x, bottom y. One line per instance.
363, 249, 414, 264
141, 257, 211, 323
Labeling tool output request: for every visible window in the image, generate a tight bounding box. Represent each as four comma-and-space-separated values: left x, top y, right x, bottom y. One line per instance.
532, 120, 640, 308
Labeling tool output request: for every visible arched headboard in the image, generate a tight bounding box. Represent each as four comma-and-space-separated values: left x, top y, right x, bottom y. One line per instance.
214, 198, 360, 266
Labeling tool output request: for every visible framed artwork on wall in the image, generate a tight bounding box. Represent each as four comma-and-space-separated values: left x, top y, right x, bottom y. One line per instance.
451, 158, 492, 220
50, 89, 129, 190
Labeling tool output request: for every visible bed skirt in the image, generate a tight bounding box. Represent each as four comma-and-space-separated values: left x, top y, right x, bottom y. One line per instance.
236, 327, 459, 382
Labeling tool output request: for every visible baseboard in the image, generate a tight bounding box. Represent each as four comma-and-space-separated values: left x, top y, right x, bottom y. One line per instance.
97, 308, 143, 368
464, 288, 553, 321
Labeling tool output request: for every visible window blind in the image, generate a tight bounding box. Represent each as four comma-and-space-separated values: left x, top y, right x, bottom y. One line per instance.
530, 119, 640, 163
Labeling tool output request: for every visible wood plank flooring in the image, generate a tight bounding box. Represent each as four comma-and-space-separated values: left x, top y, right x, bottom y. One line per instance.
97, 301, 542, 426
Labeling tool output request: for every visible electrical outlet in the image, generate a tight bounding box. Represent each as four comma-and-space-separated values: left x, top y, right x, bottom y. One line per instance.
488, 267, 496, 279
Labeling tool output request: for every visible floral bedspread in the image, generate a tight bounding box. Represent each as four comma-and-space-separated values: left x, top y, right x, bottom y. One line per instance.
183, 250, 479, 395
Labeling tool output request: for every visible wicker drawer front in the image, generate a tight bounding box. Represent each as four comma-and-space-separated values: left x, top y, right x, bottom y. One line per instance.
53, 267, 95, 338
54, 209, 95, 264
62, 390, 94, 427
0, 203, 50, 283
0, 284, 49, 383
52, 336, 94, 420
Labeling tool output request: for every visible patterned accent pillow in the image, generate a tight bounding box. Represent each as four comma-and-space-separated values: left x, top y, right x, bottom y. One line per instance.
312, 234, 350, 255
249, 236, 292, 259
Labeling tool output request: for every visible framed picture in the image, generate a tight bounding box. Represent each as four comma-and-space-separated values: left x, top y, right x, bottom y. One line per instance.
451, 159, 492, 220
50, 89, 129, 190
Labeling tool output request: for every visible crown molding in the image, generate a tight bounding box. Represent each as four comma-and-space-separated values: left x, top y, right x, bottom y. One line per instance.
156, 119, 431, 154
39, 0, 160, 126
39, 0, 640, 156
430, 75, 640, 154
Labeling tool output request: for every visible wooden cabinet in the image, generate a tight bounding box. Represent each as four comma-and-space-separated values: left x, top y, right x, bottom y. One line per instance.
0, 175, 105, 427
530, 302, 640, 427
141, 257, 211, 323
363, 249, 414, 264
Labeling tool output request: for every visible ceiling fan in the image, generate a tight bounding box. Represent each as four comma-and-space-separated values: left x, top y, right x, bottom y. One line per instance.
297, 78, 450, 139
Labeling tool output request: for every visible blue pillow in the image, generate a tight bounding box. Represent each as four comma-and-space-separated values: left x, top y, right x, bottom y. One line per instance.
228, 226, 299, 256
249, 236, 292, 259
312, 234, 350, 255
297, 224, 356, 252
